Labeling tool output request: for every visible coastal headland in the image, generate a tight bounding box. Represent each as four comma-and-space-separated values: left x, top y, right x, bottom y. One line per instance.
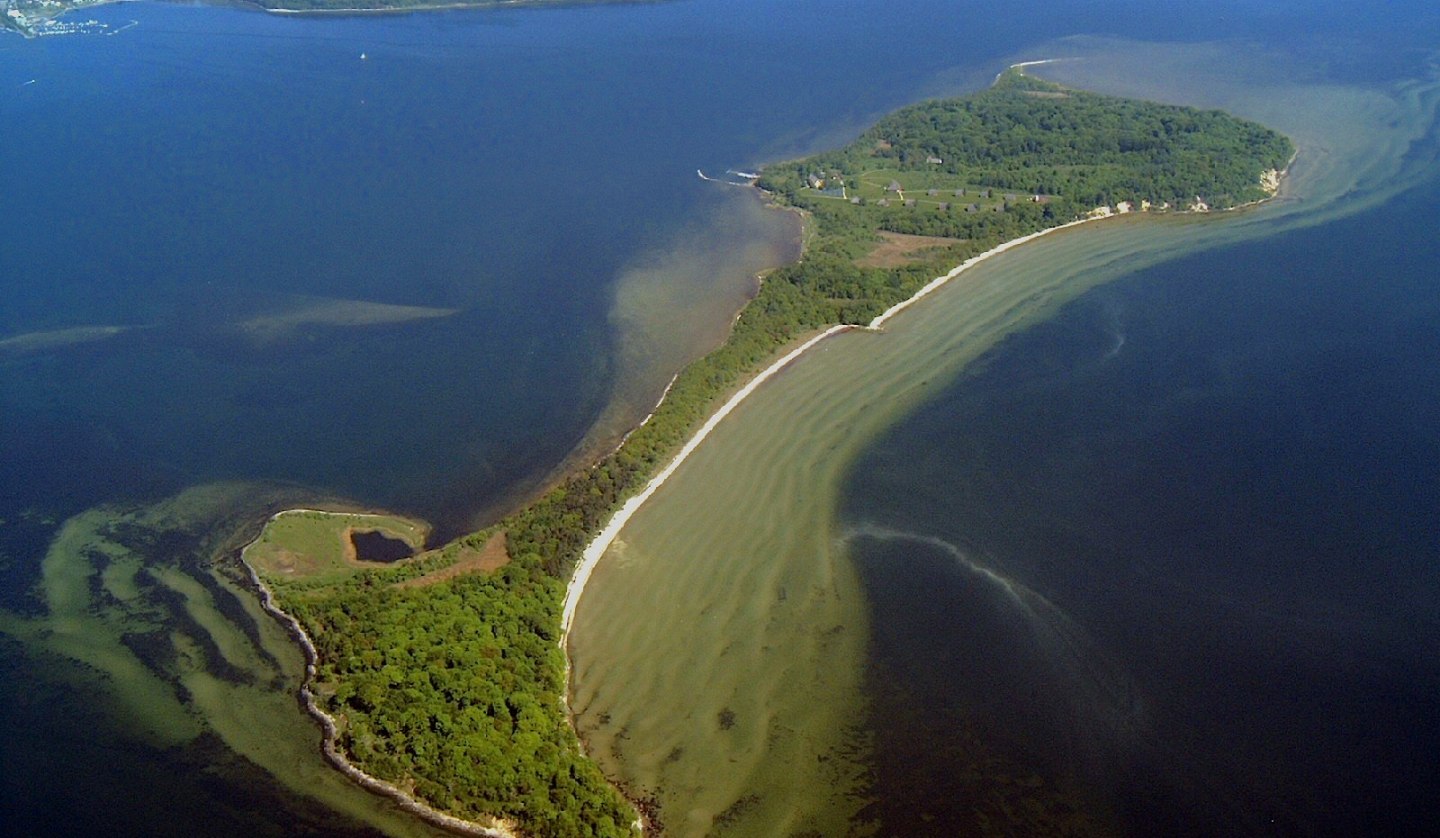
245, 66, 1294, 836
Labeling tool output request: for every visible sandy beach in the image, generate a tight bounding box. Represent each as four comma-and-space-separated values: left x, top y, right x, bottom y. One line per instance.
559, 214, 1118, 640
559, 322, 852, 636
560, 150, 1292, 643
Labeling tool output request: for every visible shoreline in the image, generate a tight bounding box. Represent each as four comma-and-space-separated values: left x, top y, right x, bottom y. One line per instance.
555, 156, 1291, 824
241, 172, 1290, 836
866, 214, 1101, 329
552, 213, 1113, 835
549, 69, 1294, 608
243, 177, 1285, 832
558, 211, 1126, 638
239, 63, 1293, 824
238, 518, 515, 838
558, 321, 854, 637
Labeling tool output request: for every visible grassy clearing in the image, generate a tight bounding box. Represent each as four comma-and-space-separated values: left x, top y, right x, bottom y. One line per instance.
243, 510, 429, 584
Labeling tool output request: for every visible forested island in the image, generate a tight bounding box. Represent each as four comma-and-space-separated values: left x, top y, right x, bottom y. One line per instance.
250, 69, 1293, 836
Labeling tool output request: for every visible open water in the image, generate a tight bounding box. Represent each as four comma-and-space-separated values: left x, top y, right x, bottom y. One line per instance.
3, 0, 1440, 835
842, 171, 1440, 836
567, 8, 1440, 838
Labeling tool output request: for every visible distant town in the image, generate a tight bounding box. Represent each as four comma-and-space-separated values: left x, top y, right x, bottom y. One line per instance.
2, 0, 119, 36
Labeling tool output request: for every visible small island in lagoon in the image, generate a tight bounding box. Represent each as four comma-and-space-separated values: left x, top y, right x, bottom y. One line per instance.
246, 68, 1293, 835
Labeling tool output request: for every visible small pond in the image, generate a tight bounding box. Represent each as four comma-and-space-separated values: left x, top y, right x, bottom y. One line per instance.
350, 530, 414, 563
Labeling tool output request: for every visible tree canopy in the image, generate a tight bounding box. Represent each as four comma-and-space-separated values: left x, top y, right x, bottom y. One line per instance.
760, 69, 1293, 223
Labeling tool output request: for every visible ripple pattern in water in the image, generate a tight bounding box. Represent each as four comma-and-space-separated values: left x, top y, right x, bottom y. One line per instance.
566, 41, 1440, 836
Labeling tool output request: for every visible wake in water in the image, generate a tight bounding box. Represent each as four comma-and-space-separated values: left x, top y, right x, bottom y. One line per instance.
1100, 298, 1127, 360
839, 524, 1149, 791
1104, 330, 1126, 360
696, 169, 760, 187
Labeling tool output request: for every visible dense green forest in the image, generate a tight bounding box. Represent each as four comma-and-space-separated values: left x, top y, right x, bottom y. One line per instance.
261, 70, 1292, 836
759, 69, 1294, 228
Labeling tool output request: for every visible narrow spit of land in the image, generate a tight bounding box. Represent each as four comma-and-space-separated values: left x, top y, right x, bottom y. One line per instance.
558, 213, 1106, 638
244, 66, 1293, 836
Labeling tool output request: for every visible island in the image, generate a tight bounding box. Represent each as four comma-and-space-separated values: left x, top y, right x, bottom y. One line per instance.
244, 68, 1293, 837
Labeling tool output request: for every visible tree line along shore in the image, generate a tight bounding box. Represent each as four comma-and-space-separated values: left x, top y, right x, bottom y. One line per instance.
248, 68, 1293, 837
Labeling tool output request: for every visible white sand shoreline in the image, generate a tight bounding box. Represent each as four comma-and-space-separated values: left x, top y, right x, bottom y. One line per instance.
558, 59, 1294, 642
559, 154, 1292, 643
866, 214, 1100, 329
559, 322, 852, 637
559, 215, 1115, 641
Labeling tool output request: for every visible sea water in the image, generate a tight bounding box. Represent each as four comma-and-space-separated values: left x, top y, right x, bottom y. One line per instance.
4, 0, 1439, 834
841, 169, 1440, 835
568, 14, 1440, 838
839, 39, 1440, 835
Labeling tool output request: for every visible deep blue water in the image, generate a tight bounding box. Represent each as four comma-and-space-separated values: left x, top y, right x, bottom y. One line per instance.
843, 144, 1440, 835
4, 0, 1440, 834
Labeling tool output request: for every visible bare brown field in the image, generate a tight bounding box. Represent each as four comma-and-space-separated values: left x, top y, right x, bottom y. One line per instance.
396, 533, 511, 589
857, 231, 964, 268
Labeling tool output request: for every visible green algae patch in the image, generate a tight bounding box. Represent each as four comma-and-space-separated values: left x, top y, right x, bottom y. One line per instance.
0, 483, 458, 837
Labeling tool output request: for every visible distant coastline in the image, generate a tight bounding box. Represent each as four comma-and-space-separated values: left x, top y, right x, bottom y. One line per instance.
0, 0, 641, 35
1, 0, 132, 37
260, 0, 645, 16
